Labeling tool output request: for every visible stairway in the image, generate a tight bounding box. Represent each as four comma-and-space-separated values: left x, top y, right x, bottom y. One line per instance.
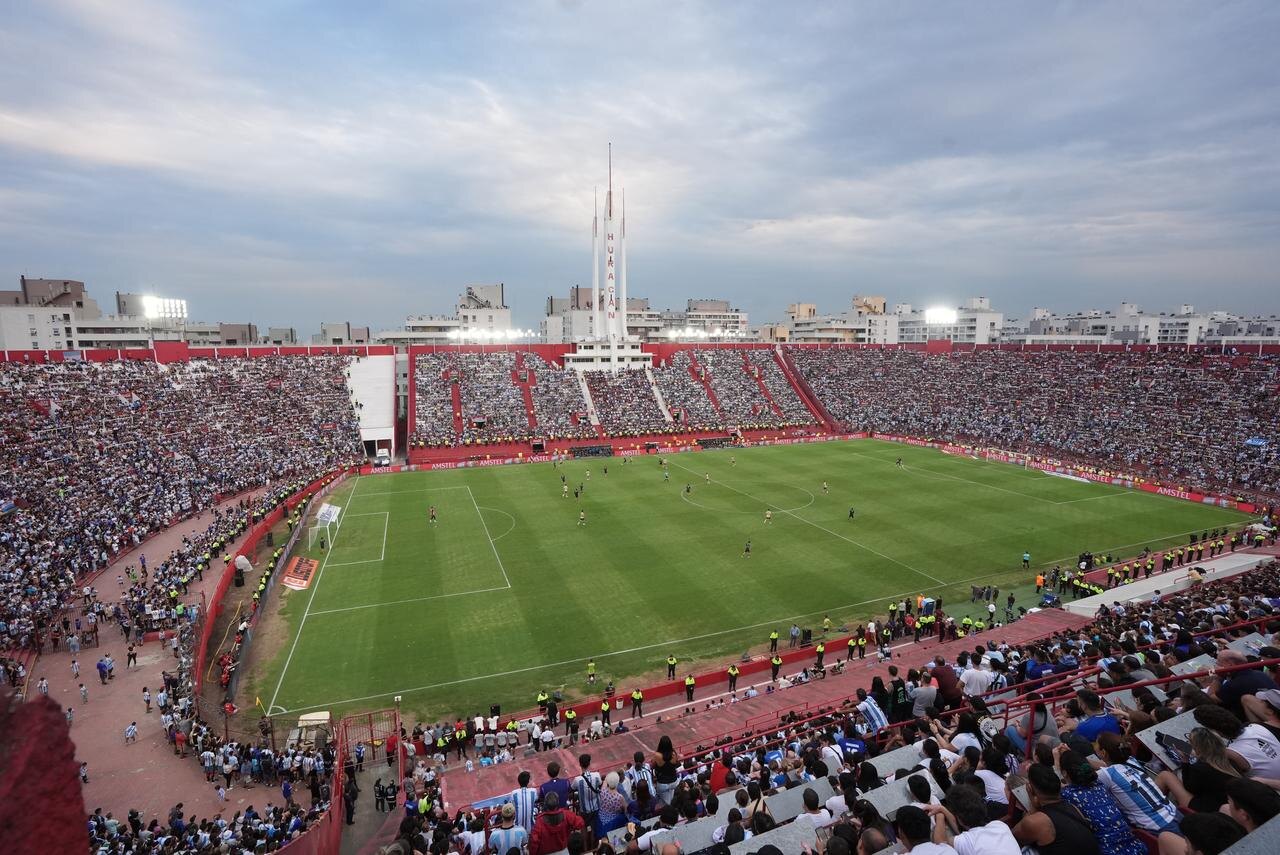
519, 372, 538, 429
685, 350, 725, 419
645, 366, 675, 423
776, 346, 839, 430
744, 351, 785, 418
449, 377, 464, 438
577, 371, 601, 426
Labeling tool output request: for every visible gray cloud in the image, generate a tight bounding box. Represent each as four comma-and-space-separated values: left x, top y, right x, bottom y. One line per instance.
0, 0, 1276, 333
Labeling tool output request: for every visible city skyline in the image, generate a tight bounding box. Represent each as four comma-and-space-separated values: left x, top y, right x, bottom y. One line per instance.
2, 2, 1278, 332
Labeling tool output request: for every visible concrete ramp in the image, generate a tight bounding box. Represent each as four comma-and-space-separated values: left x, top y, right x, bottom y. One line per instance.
348, 354, 397, 457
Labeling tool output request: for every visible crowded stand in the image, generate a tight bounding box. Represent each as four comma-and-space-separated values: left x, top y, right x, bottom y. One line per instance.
692, 349, 814, 431
82, 482, 346, 854
746, 350, 816, 425
455, 352, 533, 444
789, 348, 1280, 499
0, 356, 362, 651
651, 352, 722, 430
391, 555, 1280, 855
527, 354, 596, 440
411, 354, 461, 447
583, 370, 670, 436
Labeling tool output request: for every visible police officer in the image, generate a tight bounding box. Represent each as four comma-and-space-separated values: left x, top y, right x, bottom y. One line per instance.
630, 689, 643, 718
814, 641, 825, 668
770, 655, 783, 681
600, 699, 611, 727
684, 674, 696, 702
666, 655, 678, 680
768, 630, 779, 653
727, 664, 740, 692
564, 708, 578, 744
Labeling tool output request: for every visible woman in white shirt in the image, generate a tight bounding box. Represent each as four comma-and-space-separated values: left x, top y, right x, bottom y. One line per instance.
972, 748, 1011, 820
1195, 704, 1280, 781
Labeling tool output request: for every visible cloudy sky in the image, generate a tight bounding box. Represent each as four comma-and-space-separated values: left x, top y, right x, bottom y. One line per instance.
2, 1, 1277, 333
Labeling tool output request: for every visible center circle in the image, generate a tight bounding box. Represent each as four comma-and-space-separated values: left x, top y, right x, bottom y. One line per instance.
680, 482, 815, 515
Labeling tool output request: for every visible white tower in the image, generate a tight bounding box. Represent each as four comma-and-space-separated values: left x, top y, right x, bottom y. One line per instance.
564, 146, 650, 372
592, 145, 629, 342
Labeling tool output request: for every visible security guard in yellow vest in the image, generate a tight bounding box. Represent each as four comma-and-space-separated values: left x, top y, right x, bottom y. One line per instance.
536, 691, 549, 712
847, 635, 858, 662
564, 708, 578, 744
727, 664, 740, 692
684, 674, 696, 702
769, 630, 779, 653
453, 722, 468, 759
814, 642, 825, 668
630, 689, 644, 718
858, 632, 868, 657
771, 655, 783, 680
666, 655, 678, 680
600, 698, 612, 726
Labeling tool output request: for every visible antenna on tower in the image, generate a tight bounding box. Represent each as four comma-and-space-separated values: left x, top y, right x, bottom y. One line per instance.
608, 142, 612, 194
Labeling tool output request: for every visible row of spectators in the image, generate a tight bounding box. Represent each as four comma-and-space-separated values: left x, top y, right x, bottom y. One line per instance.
411, 354, 460, 446
528, 355, 595, 440
443, 558, 1280, 854
651, 352, 722, 430
1, 356, 362, 652
790, 349, 1280, 500
86, 482, 350, 853
91, 717, 345, 855
408, 348, 827, 447
583, 371, 670, 437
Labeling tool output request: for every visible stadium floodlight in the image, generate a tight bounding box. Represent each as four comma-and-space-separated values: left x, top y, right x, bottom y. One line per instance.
446, 329, 460, 340
142, 295, 188, 321
924, 306, 958, 325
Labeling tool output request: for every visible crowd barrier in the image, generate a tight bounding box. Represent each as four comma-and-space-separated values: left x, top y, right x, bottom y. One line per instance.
193, 468, 356, 695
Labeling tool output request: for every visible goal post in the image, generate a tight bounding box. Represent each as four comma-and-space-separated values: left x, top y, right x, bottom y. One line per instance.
308, 502, 343, 550
307, 524, 332, 551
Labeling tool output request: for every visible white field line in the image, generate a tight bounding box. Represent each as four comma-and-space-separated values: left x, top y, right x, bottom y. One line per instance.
268, 510, 348, 712
467, 485, 512, 589
274, 517, 1236, 715
323, 511, 388, 566
668, 458, 945, 586
848, 446, 1188, 509
477, 506, 518, 541
272, 565, 1035, 715
1054, 492, 1139, 505
310, 585, 513, 616
348, 485, 471, 497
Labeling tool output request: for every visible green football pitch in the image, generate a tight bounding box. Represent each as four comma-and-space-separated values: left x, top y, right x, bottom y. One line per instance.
247, 439, 1252, 722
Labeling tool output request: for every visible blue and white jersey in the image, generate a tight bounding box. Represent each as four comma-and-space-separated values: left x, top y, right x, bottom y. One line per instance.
856, 698, 888, 734
1098, 758, 1180, 832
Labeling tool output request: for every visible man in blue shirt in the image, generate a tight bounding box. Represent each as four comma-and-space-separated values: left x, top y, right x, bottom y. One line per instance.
538, 760, 571, 809
1067, 689, 1123, 742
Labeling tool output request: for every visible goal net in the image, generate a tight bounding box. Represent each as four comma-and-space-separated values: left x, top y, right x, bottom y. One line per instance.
307, 502, 343, 550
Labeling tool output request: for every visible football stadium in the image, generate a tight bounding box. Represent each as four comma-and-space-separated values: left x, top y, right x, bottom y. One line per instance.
6, 339, 1279, 855
7, 6, 1280, 855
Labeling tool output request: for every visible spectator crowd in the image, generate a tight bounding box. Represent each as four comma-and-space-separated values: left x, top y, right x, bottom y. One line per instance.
366, 556, 1280, 854
1, 356, 362, 652
791, 348, 1280, 500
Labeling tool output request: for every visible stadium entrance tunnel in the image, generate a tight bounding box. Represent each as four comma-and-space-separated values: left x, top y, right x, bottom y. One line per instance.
680, 482, 815, 514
